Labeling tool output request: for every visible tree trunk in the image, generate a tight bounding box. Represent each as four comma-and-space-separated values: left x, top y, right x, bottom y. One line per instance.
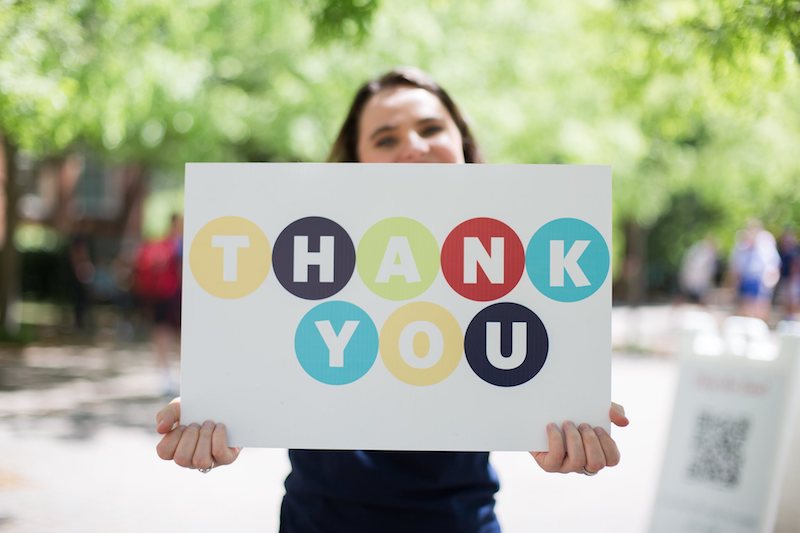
0, 135, 20, 334
624, 221, 649, 306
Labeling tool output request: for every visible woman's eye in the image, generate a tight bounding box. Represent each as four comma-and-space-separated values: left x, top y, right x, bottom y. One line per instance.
375, 137, 397, 148
421, 125, 443, 137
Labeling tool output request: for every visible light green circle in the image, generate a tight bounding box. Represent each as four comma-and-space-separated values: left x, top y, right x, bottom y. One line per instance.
357, 217, 439, 300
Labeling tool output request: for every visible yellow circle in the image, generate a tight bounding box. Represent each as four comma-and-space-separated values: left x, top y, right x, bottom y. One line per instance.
189, 216, 271, 299
380, 302, 462, 386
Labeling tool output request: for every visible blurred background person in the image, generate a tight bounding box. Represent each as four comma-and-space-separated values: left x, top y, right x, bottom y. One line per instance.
678, 236, 719, 305
729, 220, 780, 321
134, 214, 183, 395
66, 232, 95, 334
776, 227, 799, 320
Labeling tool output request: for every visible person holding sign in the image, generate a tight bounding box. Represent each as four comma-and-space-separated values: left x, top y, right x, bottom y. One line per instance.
156, 67, 629, 532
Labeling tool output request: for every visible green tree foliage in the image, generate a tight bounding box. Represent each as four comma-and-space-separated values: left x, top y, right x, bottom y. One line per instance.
1, 0, 799, 309
0, 0, 380, 163
299, 0, 380, 43
603, 0, 800, 293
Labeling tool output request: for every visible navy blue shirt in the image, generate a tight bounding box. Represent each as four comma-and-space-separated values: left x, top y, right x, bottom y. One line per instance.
280, 450, 500, 532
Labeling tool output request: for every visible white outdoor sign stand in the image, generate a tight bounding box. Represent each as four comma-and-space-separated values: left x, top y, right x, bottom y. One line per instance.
776, 321, 800, 532
650, 318, 800, 533
180, 163, 612, 451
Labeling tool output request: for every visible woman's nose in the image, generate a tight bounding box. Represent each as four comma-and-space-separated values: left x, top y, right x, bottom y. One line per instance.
397, 132, 429, 162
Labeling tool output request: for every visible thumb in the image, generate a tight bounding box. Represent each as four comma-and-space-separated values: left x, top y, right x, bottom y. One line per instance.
610, 402, 629, 427
156, 397, 181, 434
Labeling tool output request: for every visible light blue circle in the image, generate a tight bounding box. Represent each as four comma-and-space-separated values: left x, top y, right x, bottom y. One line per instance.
526, 218, 609, 302
295, 301, 379, 385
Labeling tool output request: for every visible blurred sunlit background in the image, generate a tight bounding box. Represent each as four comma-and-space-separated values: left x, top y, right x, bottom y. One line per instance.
1, 1, 799, 531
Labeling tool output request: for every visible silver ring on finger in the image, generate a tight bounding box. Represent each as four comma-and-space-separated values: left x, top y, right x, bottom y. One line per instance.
198, 462, 215, 474
581, 466, 597, 476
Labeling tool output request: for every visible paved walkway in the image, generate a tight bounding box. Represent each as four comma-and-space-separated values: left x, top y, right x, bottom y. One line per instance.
0, 305, 798, 532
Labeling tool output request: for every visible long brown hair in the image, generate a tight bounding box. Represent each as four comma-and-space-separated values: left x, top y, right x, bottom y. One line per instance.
327, 67, 483, 163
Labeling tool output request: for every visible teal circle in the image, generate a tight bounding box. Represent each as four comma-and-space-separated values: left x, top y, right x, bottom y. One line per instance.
526, 218, 609, 302
295, 301, 378, 385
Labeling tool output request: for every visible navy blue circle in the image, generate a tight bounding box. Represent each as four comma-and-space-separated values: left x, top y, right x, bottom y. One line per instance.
464, 302, 549, 387
272, 217, 355, 300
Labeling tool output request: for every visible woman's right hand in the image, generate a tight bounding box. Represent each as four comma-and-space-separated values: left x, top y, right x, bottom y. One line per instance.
155, 397, 241, 470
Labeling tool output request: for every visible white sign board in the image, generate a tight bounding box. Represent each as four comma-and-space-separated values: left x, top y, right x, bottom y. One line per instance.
180, 163, 611, 451
650, 330, 800, 533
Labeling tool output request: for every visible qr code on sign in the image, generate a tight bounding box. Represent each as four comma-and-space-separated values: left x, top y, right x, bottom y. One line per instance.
687, 411, 750, 488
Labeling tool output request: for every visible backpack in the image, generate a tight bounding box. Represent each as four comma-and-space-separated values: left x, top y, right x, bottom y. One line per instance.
133, 238, 180, 300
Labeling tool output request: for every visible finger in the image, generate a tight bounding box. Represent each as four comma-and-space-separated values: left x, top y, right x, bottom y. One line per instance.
156, 397, 182, 434
530, 423, 564, 473
610, 402, 629, 427
156, 424, 185, 461
579, 424, 606, 474
191, 421, 215, 470
562, 421, 586, 472
211, 423, 241, 466
173, 423, 200, 468
594, 426, 621, 467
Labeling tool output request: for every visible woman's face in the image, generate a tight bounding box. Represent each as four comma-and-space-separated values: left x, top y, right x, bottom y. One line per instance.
356, 87, 465, 164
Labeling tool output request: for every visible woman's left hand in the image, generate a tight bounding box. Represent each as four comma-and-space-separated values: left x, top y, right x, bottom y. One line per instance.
530, 402, 629, 475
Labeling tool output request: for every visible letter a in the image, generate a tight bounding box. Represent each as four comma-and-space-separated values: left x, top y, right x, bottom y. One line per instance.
376, 236, 421, 283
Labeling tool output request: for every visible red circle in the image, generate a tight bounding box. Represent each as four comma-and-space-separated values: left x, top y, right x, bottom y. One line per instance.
441, 218, 525, 301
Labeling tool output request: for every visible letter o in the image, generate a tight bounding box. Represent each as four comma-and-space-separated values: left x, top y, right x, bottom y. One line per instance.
380, 302, 462, 386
